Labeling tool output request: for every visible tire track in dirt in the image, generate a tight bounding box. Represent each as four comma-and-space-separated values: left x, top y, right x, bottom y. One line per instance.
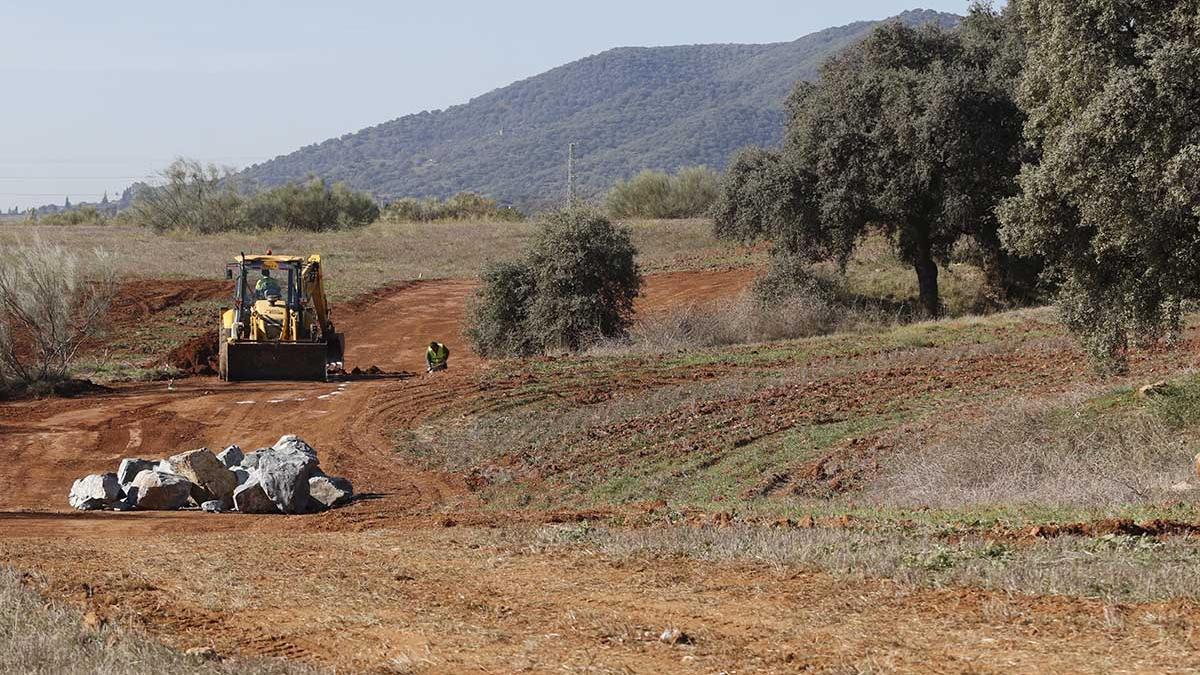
0, 267, 756, 532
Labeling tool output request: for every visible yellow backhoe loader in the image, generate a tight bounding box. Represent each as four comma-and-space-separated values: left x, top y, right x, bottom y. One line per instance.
219, 253, 344, 381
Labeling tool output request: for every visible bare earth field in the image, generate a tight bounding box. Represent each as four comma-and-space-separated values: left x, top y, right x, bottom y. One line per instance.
6, 225, 1200, 672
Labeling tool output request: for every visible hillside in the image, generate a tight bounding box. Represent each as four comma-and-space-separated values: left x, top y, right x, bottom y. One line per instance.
239, 9, 959, 207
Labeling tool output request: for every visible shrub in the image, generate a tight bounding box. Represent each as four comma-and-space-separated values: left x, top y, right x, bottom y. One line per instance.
466, 208, 641, 356
129, 159, 244, 234
0, 239, 117, 392
606, 166, 719, 219
382, 192, 524, 223
128, 159, 380, 233
240, 179, 379, 231
33, 206, 108, 226
465, 261, 537, 357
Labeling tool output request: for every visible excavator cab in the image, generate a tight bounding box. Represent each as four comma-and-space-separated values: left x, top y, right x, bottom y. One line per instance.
219, 253, 345, 381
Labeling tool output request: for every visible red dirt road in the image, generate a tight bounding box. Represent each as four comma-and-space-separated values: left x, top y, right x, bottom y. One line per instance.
6, 266, 1200, 672
0, 268, 757, 527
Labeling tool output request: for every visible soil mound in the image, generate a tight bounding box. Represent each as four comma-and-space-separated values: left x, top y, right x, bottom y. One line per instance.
168, 331, 220, 375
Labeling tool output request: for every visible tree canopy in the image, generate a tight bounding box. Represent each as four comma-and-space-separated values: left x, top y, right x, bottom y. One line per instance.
715, 6, 1027, 316
998, 0, 1200, 368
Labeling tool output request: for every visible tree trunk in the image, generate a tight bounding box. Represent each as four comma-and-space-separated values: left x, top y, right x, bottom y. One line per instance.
914, 253, 940, 318
981, 249, 1009, 308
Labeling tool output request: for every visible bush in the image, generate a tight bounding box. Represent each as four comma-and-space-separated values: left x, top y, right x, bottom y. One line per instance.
240, 179, 379, 232
0, 240, 117, 392
606, 166, 719, 219
129, 159, 244, 234
382, 192, 524, 223
32, 206, 108, 227
465, 261, 537, 357
128, 159, 380, 233
466, 208, 641, 356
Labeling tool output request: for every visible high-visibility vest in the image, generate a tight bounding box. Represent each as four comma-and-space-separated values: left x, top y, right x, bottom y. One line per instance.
256, 276, 281, 296
427, 343, 449, 365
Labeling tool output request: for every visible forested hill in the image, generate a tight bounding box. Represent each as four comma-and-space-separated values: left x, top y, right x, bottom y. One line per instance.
238, 9, 960, 207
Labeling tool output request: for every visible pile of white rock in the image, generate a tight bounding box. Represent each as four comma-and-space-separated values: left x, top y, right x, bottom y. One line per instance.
67, 435, 353, 514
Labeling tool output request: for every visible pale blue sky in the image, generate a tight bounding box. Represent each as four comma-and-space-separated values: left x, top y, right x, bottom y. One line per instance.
0, 1, 970, 210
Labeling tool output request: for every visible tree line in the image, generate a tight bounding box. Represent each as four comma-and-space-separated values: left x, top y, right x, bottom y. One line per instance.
714, 0, 1197, 370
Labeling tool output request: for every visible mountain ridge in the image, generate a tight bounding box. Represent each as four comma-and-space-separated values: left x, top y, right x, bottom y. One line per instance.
238, 9, 961, 208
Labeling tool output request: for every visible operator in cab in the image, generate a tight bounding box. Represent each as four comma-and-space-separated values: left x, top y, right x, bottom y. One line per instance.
426, 341, 450, 373
256, 268, 282, 299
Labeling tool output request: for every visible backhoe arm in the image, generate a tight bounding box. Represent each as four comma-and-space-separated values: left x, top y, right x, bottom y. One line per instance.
301, 255, 335, 339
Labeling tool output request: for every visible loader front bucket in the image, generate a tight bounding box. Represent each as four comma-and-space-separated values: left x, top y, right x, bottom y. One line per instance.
219, 340, 330, 381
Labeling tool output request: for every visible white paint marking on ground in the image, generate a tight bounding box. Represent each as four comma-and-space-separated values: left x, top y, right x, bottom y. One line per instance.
329, 391, 343, 396
294, 398, 307, 402
124, 425, 143, 452
268, 398, 286, 404
317, 394, 331, 400
236, 400, 256, 405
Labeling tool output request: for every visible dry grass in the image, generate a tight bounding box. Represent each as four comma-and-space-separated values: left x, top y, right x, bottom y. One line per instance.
871, 386, 1200, 507
0, 567, 319, 675
0, 219, 747, 301
554, 524, 1200, 603
591, 291, 899, 356
817, 235, 995, 317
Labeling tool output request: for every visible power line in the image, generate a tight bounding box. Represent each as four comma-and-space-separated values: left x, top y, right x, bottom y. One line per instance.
0, 192, 114, 197
0, 176, 156, 180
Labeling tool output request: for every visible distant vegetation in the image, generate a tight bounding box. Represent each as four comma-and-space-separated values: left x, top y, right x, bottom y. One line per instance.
129, 159, 379, 233
466, 208, 641, 356
24, 205, 108, 226
605, 167, 719, 219
236, 11, 960, 207
381, 192, 523, 223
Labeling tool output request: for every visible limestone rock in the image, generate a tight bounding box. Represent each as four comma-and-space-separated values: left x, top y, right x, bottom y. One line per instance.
233, 474, 279, 514
660, 627, 692, 645
257, 449, 317, 514
216, 445, 244, 469
130, 471, 193, 510
116, 458, 157, 487
240, 449, 272, 470
185, 646, 219, 661
1169, 481, 1198, 494
166, 448, 237, 507
308, 475, 353, 510
68, 473, 122, 510
273, 435, 318, 461
1139, 381, 1171, 398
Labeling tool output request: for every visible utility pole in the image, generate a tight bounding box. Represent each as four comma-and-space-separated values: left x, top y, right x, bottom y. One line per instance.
566, 142, 576, 207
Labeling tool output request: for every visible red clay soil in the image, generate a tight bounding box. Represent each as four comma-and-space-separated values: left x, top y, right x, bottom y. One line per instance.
635, 267, 759, 314
107, 278, 231, 320
6, 267, 1200, 671
166, 330, 220, 375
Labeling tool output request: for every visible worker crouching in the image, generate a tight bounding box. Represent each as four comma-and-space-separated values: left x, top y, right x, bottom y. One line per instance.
426, 341, 450, 373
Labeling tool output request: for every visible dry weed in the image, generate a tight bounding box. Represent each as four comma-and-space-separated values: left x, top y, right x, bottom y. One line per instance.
0, 568, 320, 674
871, 388, 1198, 507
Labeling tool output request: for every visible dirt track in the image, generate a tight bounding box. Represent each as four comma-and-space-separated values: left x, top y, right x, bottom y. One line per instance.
6, 266, 1200, 672
0, 268, 758, 523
